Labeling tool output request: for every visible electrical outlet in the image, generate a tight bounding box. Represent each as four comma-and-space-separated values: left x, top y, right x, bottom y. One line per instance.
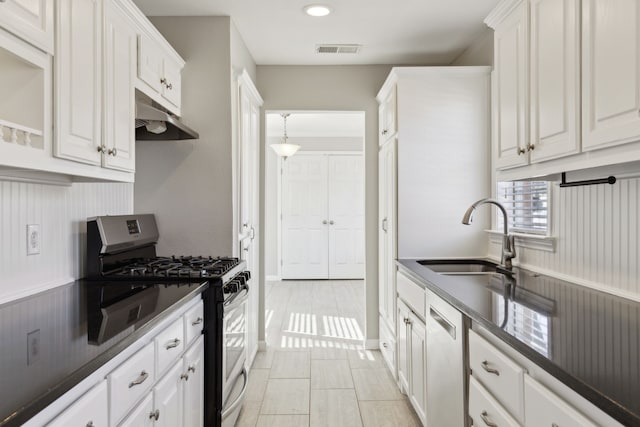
27, 329, 41, 365
27, 224, 40, 255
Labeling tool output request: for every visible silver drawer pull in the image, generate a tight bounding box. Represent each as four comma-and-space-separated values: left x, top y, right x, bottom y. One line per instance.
481, 360, 500, 376
188, 365, 196, 373
129, 370, 149, 388
192, 317, 203, 326
149, 409, 160, 421
166, 338, 181, 350
480, 411, 498, 427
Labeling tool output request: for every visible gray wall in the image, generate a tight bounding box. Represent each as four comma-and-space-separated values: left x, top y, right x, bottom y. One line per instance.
257, 65, 392, 344
451, 27, 494, 66
135, 17, 256, 256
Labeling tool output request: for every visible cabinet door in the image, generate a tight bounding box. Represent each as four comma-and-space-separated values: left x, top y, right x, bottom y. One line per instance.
138, 34, 164, 94
118, 393, 154, 427
54, 0, 102, 165
0, 0, 54, 53
47, 381, 108, 427
153, 360, 184, 427
379, 86, 397, 143
524, 376, 597, 427
396, 300, 411, 394
582, 0, 640, 151
183, 337, 204, 427
103, 0, 136, 172
408, 313, 426, 424
378, 139, 397, 329
328, 155, 365, 279
529, 0, 580, 162
493, 1, 529, 169
161, 58, 182, 110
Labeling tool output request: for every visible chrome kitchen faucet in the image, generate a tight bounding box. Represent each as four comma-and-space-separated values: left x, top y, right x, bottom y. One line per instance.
462, 198, 516, 270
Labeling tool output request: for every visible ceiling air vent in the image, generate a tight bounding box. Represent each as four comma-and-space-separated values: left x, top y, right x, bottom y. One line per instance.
316, 44, 361, 54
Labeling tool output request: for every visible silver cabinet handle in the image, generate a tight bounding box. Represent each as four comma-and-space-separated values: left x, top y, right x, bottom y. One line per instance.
149, 409, 160, 421
382, 342, 388, 348
329, 220, 334, 225
192, 317, 203, 326
166, 338, 181, 350
188, 365, 196, 373
480, 411, 498, 427
250, 226, 256, 240
527, 143, 535, 151
403, 317, 411, 325
160, 78, 167, 86
108, 148, 117, 156
481, 360, 500, 376
381, 217, 388, 232
96, 145, 106, 153
86, 422, 94, 427
167, 83, 173, 90
517, 147, 526, 155
180, 373, 189, 381
322, 220, 328, 224
129, 370, 149, 388
381, 129, 388, 135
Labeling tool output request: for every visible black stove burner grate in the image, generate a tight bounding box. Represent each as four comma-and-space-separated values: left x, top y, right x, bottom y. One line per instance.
103, 256, 241, 282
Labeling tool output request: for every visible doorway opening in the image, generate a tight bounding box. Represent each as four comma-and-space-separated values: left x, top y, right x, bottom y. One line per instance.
263, 110, 367, 352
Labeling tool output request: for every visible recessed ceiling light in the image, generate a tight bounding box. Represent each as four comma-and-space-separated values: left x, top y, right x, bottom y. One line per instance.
304, 4, 332, 17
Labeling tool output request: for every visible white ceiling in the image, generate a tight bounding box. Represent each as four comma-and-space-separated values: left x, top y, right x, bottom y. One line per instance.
266, 112, 365, 138
132, 0, 499, 65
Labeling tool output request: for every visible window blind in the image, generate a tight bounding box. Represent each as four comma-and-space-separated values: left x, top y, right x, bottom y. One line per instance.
496, 181, 549, 234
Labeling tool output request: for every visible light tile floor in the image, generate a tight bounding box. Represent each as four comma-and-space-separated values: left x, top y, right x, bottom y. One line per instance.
236, 280, 421, 427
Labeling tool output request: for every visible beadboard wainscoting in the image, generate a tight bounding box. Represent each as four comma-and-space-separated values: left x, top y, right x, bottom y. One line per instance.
0, 180, 133, 303
489, 177, 640, 301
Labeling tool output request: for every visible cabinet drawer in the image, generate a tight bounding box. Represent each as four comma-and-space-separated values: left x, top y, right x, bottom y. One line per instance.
469, 329, 525, 423
184, 301, 204, 347
108, 342, 155, 425
396, 271, 425, 318
469, 376, 521, 427
155, 317, 185, 375
524, 375, 597, 427
379, 316, 396, 374
47, 380, 108, 427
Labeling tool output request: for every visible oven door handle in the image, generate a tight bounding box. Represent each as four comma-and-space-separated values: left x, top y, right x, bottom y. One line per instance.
221, 368, 248, 420
223, 286, 249, 311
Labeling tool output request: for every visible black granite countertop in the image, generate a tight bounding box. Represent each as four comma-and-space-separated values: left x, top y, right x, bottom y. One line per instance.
397, 259, 640, 427
0, 280, 207, 427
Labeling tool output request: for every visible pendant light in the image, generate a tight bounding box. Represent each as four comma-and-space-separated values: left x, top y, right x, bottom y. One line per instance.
271, 113, 300, 159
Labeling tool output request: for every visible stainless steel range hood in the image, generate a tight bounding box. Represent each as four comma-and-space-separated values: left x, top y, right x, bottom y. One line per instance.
135, 102, 199, 140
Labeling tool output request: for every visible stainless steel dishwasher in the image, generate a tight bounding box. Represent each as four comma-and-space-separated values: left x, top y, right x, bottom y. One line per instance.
425, 288, 469, 427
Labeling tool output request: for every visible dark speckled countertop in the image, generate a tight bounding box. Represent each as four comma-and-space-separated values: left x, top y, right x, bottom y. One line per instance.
0, 280, 207, 427
397, 259, 640, 427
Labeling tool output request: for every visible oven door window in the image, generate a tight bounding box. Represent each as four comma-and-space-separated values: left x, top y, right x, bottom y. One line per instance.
224, 301, 247, 379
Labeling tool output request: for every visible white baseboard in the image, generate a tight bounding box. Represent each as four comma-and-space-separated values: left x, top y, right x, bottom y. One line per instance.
365, 339, 379, 350
258, 341, 267, 351
265, 275, 282, 282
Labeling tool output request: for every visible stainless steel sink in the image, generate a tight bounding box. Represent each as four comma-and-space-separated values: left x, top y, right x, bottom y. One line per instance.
417, 259, 501, 274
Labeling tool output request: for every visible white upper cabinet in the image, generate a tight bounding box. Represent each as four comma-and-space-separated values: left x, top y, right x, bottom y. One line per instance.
103, 0, 136, 172
492, 1, 529, 170
582, 0, 640, 151
54, 0, 103, 166
137, 32, 184, 115
529, 0, 580, 162
0, 0, 54, 53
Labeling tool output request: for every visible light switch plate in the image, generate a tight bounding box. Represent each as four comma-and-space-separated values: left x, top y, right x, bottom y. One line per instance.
27, 224, 40, 255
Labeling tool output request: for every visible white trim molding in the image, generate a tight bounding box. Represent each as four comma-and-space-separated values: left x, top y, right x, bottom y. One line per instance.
485, 0, 526, 29
486, 229, 556, 252
365, 339, 379, 350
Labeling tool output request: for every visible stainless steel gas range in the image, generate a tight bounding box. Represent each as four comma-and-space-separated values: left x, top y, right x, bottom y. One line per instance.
86, 214, 249, 427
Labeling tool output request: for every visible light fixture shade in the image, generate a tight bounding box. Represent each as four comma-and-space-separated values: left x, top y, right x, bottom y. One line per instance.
270, 142, 301, 158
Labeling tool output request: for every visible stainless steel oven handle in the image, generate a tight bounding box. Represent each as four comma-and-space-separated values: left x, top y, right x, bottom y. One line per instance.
223, 286, 250, 311
221, 368, 248, 420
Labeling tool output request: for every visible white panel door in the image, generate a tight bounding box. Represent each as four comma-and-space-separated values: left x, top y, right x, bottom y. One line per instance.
529, 0, 581, 162
153, 361, 183, 427
103, 0, 136, 172
281, 155, 329, 279
328, 155, 365, 279
0, 0, 54, 53
493, 1, 529, 169
161, 58, 182, 110
582, 0, 640, 151
54, 0, 102, 165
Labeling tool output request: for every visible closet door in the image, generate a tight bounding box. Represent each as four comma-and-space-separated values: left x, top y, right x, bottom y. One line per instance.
328, 155, 365, 279
281, 155, 329, 279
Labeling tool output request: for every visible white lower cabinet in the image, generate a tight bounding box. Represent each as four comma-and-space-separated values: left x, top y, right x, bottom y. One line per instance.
118, 394, 154, 427
524, 375, 597, 427
47, 380, 108, 427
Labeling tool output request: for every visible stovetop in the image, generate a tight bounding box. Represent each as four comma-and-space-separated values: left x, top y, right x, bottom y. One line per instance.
100, 256, 241, 282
